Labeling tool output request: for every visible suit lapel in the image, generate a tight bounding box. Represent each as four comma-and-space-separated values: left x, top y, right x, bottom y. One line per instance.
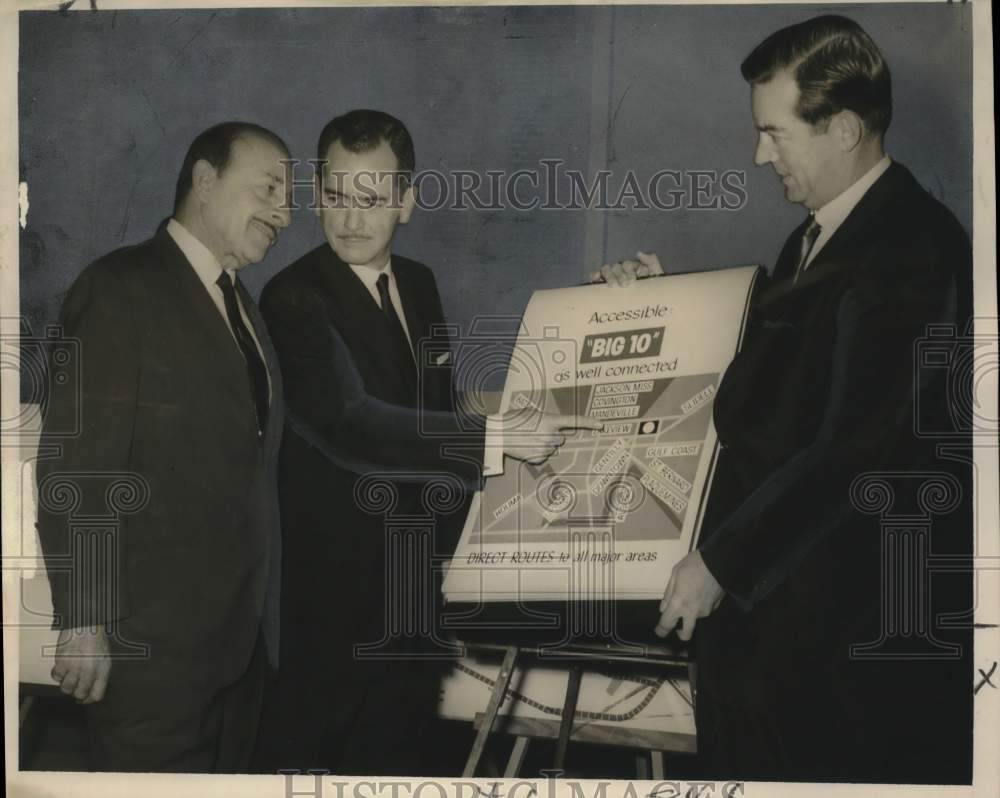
237, 277, 285, 451
766, 163, 904, 301
313, 245, 383, 335
796, 163, 904, 288
149, 227, 255, 416
393, 261, 429, 361
394, 259, 456, 410
311, 245, 417, 388
772, 216, 811, 282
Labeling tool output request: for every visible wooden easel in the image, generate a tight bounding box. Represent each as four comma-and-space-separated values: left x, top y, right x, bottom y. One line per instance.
461, 641, 696, 778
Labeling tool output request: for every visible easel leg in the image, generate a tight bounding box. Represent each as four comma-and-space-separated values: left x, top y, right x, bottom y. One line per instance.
552, 665, 583, 772
463, 646, 519, 777
504, 736, 530, 777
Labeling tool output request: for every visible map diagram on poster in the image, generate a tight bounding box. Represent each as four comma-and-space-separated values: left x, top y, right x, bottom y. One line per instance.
474, 373, 718, 546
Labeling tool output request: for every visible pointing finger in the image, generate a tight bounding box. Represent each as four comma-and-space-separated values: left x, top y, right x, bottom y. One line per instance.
555, 414, 603, 431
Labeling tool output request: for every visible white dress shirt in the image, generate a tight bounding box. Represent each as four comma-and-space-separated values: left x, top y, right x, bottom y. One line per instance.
166, 218, 271, 396
805, 155, 892, 269
349, 256, 504, 476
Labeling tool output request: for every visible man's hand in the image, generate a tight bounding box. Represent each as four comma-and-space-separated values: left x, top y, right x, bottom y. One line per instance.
589, 251, 665, 286
502, 409, 603, 465
655, 549, 724, 642
51, 625, 111, 705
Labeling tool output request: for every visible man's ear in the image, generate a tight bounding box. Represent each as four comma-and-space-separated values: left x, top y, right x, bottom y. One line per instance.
191, 159, 218, 202
398, 183, 417, 225
831, 110, 864, 152
314, 175, 323, 218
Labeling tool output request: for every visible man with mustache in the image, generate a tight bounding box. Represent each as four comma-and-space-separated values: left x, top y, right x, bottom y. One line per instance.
256, 109, 600, 774
601, 15, 972, 783
36, 122, 291, 772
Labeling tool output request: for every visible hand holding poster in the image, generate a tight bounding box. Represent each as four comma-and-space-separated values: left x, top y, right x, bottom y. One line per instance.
443, 265, 761, 604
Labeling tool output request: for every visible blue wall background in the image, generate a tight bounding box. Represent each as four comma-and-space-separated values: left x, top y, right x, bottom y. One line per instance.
19, 4, 973, 390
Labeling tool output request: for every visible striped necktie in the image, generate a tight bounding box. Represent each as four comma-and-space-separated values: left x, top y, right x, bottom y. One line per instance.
793, 215, 822, 284
217, 272, 269, 436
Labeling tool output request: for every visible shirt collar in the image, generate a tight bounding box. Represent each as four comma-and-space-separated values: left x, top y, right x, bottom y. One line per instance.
814, 155, 892, 236
166, 218, 238, 289
348, 257, 394, 292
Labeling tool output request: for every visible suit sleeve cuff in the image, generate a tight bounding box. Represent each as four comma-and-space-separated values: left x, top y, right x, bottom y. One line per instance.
699, 539, 754, 612
483, 414, 505, 477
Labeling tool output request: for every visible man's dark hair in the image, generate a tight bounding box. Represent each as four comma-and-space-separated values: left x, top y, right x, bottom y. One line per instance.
316, 109, 415, 185
741, 15, 892, 138
173, 122, 290, 214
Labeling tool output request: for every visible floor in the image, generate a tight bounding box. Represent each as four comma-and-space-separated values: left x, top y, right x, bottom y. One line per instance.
18, 692, 697, 778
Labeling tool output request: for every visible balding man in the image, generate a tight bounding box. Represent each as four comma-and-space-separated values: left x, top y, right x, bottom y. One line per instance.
36, 122, 292, 772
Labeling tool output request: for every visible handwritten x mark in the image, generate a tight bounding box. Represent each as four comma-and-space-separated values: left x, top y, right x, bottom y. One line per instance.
974, 662, 997, 694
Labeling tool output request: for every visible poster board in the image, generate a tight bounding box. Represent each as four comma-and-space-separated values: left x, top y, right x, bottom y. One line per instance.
443, 266, 760, 604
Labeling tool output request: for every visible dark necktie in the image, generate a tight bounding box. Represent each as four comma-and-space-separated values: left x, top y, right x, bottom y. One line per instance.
216, 272, 269, 436
376, 272, 416, 378
793, 215, 822, 284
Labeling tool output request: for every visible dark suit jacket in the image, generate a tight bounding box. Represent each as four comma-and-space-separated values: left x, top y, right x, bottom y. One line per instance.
36, 226, 285, 690
261, 244, 487, 485
259, 245, 483, 687
694, 162, 973, 781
